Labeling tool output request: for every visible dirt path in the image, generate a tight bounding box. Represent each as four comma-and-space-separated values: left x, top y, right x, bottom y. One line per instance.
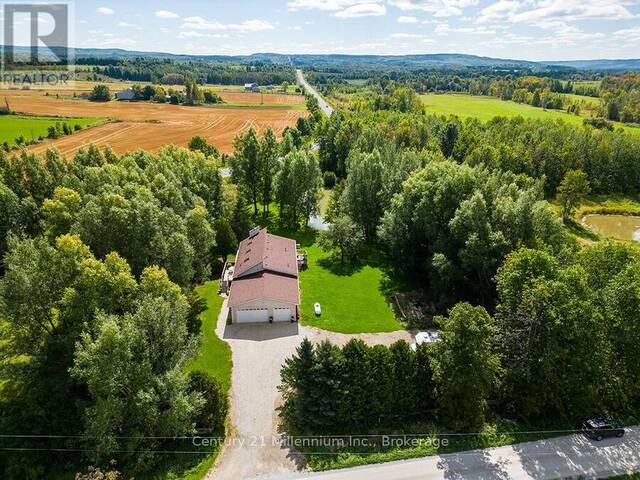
209, 298, 414, 480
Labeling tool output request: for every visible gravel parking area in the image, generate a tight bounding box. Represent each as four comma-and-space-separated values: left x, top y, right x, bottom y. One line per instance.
209, 298, 413, 480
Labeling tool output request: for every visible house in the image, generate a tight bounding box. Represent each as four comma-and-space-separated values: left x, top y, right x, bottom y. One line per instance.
227, 228, 299, 323
244, 82, 260, 93
115, 88, 136, 101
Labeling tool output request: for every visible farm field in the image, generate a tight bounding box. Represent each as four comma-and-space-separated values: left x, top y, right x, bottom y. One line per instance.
1, 82, 303, 105
0, 114, 101, 146
1, 89, 305, 156
421, 93, 640, 136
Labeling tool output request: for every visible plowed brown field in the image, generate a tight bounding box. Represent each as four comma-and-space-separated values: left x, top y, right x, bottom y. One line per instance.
0, 90, 305, 157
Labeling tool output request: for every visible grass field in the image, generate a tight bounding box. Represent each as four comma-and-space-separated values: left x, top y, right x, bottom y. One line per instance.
0, 114, 101, 146
299, 242, 403, 333
186, 281, 232, 392
420, 93, 640, 137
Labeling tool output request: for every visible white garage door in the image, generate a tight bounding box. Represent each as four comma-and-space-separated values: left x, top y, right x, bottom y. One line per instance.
273, 307, 293, 322
235, 309, 269, 323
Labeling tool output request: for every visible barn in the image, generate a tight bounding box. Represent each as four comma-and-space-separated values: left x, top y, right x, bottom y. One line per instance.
115, 88, 136, 101
228, 228, 299, 324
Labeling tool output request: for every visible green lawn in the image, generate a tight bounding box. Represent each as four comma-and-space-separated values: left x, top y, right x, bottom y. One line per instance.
420, 93, 640, 137
300, 243, 403, 333
187, 281, 232, 392
0, 114, 102, 146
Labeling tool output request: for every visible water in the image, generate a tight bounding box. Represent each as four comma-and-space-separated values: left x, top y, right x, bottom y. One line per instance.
582, 214, 640, 242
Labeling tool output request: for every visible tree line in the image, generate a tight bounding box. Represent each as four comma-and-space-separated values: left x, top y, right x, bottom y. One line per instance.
282, 240, 640, 434
0, 143, 242, 478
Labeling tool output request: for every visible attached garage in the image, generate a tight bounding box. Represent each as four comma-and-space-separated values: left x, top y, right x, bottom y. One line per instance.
235, 309, 269, 323
227, 228, 300, 325
273, 307, 294, 322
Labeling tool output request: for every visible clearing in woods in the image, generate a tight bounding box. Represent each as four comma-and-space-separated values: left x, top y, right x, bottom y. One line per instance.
0, 89, 306, 157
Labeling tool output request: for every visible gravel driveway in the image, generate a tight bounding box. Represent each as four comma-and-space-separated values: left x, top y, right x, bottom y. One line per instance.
208, 297, 414, 480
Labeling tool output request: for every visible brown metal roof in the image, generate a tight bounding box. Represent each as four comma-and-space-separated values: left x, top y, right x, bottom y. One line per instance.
228, 228, 300, 308
233, 229, 298, 279
228, 272, 299, 307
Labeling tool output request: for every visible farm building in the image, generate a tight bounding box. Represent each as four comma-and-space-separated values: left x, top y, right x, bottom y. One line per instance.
115, 88, 136, 101
244, 83, 260, 93
227, 228, 300, 324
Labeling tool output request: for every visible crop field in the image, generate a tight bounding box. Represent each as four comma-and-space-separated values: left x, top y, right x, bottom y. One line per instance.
0, 114, 101, 146
1, 89, 305, 157
421, 93, 640, 137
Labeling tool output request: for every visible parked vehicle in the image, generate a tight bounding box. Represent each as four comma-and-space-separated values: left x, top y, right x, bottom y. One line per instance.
581, 418, 625, 441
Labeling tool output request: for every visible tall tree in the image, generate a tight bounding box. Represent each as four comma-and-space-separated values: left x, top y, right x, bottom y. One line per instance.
232, 129, 261, 215
430, 303, 500, 430
557, 169, 590, 222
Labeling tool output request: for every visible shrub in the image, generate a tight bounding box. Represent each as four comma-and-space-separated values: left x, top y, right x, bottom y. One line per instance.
188, 371, 228, 433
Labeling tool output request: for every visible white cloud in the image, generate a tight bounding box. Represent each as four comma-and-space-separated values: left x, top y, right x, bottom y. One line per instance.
478, 0, 637, 25
398, 15, 419, 23
178, 31, 229, 39
155, 10, 179, 19
389, 0, 478, 17
476, 0, 521, 24
334, 3, 387, 17
181, 17, 275, 32
391, 32, 426, 38
117, 22, 138, 28
97, 7, 114, 15
287, 0, 374, 11
613, 26, 640, 43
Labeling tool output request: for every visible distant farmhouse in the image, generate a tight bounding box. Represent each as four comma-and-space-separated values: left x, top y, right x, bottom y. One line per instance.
244, 83, 260, 93
115, 88, 136, 101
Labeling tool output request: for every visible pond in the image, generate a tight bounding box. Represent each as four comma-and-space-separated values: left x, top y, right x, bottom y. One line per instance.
582, 214, 640, 242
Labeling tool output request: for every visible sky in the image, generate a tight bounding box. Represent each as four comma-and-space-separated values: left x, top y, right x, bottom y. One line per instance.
5, 0, 640, 61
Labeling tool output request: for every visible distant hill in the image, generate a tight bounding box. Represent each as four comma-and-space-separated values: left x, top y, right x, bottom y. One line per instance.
542, 59, 640, 71
2, 46, 639, 71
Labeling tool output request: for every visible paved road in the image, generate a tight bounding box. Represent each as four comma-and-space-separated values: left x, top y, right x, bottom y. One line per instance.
208, 298, 412, 480
296, 69, 334, 117
261, 425, 640, 480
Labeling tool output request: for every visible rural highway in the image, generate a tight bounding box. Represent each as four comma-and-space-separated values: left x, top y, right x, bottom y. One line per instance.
296, 69, 334, 117
261, 425, 640, 480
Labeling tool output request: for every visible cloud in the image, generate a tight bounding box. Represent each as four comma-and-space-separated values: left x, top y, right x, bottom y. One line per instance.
117, 22, 138, 28
156, 10, 179, 19
97, 7, 114, 15
287, 0, 374, 11
398, 15, 419, 23
476, 0, 521, 23
288, 0, 386, 18
391, 32, 426, 38
613, 26, 640, 43
478, 0, 637, 25
334, 3, 387, 17
181, 17, 275, 32
178, 31, 230, 39
389, 0, 478, 17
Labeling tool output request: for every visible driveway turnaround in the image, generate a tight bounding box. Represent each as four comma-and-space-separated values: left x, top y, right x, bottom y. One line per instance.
262, 425, 640, 480
208, 298, 412, 480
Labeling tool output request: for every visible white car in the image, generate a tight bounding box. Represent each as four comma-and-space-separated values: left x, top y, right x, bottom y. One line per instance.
314, 302, 321, 316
